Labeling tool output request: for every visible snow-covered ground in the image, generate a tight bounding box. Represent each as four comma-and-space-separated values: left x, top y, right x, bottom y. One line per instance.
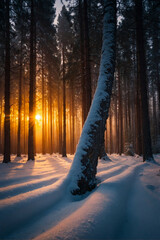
0, 153, 160, 240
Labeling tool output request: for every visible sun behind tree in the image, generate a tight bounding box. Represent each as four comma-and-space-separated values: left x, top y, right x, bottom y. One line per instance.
35, 114, 41, 121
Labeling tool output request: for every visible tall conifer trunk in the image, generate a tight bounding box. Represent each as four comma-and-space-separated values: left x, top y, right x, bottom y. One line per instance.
83, 0, 91, 122
41, 53, 45, 155
62, 46, 67, 157
118, 68, 123, 155
135, 0, 154, 161
70, 83, 75, 154
17, 1, 23, 157
69, 0, 116, 195
79, 0, 85, 126
58, 84, 62, 154
79, 0, 92, 126
115, 79, 118, 153
17, 41, 22, 157
135, 73, 142, 155
28, 0, 36, 161
109, 108, 113, 154
0, 97, 2, 154
152, 17, 160, 135
48, 70, 53, 155
3, 0, 10, 163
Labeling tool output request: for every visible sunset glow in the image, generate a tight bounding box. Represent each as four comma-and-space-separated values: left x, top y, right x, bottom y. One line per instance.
35, 114, 41, 121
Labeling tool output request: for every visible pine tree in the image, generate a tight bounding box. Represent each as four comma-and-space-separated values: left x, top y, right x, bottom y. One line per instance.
82, 0, 92, 125
69, 0, 116, 195
135, 0, 154, 162
36, 0, 57, 154
28, 0, 36, 161
13, 0, 27, 157
57, 6, 73, 157
3, 0, 11, 163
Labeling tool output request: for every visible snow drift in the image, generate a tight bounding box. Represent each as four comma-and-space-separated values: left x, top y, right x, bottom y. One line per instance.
0, 154, 160, 240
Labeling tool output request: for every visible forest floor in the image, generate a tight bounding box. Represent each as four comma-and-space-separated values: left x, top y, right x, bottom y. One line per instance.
0, 153, 160, 240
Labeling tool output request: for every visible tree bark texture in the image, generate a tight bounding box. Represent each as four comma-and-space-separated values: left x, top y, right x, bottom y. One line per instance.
28, 0, 36, 161
48, 70, 53, 155
118, 68, 123, 155
62, 46, 67, 157
69, 0, 116, 195
83, 0, 92, 124
135, 73, 142, 155
79, 0, 85, 126
58, 84, 62, 154
3, 0, 10, 163
17, 21, 23, 157
41, 53, 45, 155
135, 0, 154, 161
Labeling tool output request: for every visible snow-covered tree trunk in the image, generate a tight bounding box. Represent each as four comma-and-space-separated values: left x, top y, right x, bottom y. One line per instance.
69, 0, 116, 195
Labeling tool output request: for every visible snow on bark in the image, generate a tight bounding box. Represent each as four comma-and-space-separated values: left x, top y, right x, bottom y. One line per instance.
69, 0, 116, 195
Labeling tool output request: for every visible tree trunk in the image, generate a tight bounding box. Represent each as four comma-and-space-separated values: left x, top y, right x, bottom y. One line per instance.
152, 18, 160, 135
23, 74, 26, 154
0, 97, 2, 154
48, 71, 53, 155
127, 76, 131, 142
135, 0, 154, 161
109, 108, 113, 154
28, 0, 36, 161
115, 79, 118, 153
70, 83, 75, 154
153, 94, 157, 144
3, 0, 10, 163
41, 53, 45, 154
83, 0, 92, 123
118, 68, 123, 155
58, 83, 62, 154
69, 0, 116, 195
135, 74, 142, 155
62, 46, 67, 157
17, 27, 23, 157
79, 0, 85, 126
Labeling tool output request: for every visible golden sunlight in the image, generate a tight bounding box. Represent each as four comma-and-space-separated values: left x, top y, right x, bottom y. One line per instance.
35, 114, 41, 121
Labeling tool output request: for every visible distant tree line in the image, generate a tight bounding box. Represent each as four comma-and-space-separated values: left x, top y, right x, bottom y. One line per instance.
0, 0, 159, 163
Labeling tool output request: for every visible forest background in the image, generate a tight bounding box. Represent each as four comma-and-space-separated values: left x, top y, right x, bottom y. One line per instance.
0, 0, 159, 163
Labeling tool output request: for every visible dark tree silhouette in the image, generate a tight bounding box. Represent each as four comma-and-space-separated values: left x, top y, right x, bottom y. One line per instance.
135, 0, 154, 162
82, 0, 92, 125
3, 0, 11, 163
28, 0, 36, 161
